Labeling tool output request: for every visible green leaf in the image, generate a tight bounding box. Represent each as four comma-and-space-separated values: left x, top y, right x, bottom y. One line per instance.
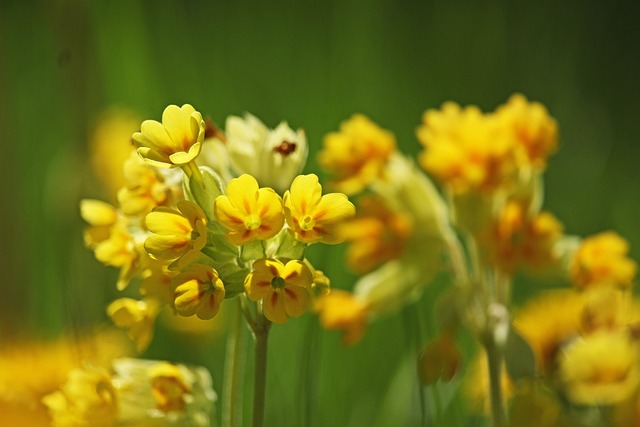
504, 327, 537, 381
217, 263, 250, 298
273, 228, 306, 260
183, 166, 224, 222
240, 239, 266, 262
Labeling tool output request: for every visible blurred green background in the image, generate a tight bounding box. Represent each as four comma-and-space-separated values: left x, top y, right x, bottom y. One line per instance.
1, 0, 640, 425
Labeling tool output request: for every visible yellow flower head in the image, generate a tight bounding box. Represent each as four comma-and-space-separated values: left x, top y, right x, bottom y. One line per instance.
132, 104, 205, 168
117, 150, 173, 217
570, 231, 637, 289
315, 290, 369, 345
495, 93, 558, 169
173, 264, 225, 320
483, 200, 564, 273
339, 195, 412, 274
149, 363, 191, 413
145, 200, 208, 267
284, 174, 356, 244
244, 258, 313, 324
80, 199, 118, 247
43, 367, 117, 427
417, 102, 517, 194
559, 330, 640, 405
214, 174, 284, 245
318, 114, 396, 195
107, 298, 159, 352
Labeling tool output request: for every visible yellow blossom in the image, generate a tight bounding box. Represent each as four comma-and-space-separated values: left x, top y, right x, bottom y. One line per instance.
149, 363, 191, 413
244, 258, 313, 324
339, 195, 412, 273
145, 200, 208, 268
214, 174, 284, 245
318, 114, 396, 195
483, 200, 564, 273
117, 150, 173, 216
173, 264, 225, 320
417, 102, 517, 194
570, 231, 637, 289
558, 330, 640, 405
283, 174, 355, 244
42, 367, 118, 427
315, 290, 369, 345
107, 298, 159, 352
463, 350, 513, 415
132, 104, 205, 168
79, 199, 118, 247
495, 93, 558, 169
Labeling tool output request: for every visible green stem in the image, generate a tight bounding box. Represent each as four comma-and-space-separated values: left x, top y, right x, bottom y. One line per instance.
222, 300, 248, 427
252, 315, 271, 427
485, 338, 506, 427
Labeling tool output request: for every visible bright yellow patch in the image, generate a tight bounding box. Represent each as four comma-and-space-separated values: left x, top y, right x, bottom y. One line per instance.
173, 264, 225, 320
315, 290, 368, 345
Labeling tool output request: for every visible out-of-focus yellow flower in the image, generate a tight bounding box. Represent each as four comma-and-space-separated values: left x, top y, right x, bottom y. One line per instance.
495, 93, 558, 170
145, 200, 207, 268
483, 201, 564, 273
80, 199, 118, 247
149, 363, 191, 413
107, 298, 159, 352
319, 114, 396, 195
117, 150, 173, 217
223, 113, 309, 194
513, 290, 585, 374
42, 367, 118, 427
580, 286, 640, 334
89, 109, 140, 198
417, 102, 517, 194
339, 195, 412, 274
570, 232, 637, 289
173, 264, 225, 320
558, 330, 640, 405
244, 258, 313, 324
418, 332, 462, 385
283, 174, 355, 244
214, 174, 284, 245
315, 290, 369, 345
132, 104, 205, 168
463, 349, 513, 415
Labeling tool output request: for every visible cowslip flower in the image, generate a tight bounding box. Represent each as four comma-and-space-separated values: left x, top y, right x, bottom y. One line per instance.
80, 199, 118, 247
107, 298, 159, 352
149, 363, 192, 412
244, 258, 313, 324
315, 290, 368, 345
145, 200, 207, 267
173, 264, 225, 320
283, 174, 355, 244
318, 114, 396, 195
570, 231, 637, 289
214, 174, 284, 245
223, 113, 308, 194
132, 104, 205, 168
117, 150, 173, 216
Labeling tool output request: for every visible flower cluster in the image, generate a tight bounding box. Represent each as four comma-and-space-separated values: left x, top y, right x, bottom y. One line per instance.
81, 105, 355, 352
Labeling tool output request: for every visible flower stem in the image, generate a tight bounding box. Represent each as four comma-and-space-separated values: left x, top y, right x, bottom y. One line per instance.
485, 338, 506, 427
222, 300, 248, 427
252, 314, 271, 427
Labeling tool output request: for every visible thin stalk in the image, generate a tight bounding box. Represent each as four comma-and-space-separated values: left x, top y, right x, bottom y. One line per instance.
485, 338, 506, 427
252, 316, 271, 427
222, 300, 248, 427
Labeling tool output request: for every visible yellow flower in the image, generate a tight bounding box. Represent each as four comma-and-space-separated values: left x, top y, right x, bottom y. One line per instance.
315, 290, 369, 345
117, 150, 173, 216
318, 114, 396, 195
43, 367, 118, 427
145, 200, 208, 267
558, 330, 640, 405
283, 174, 355, 244
339, 195, 412, 273
79, 199, 118, 247
417, 102, 517, 194
495, 93, 558, 170
173, 264, 225, 320
132, 104, 205, 168
214, 174, 284, 245
482, 200, 564, 273
418, 333, 462, 385
107, 298, 159, 352
244, 258, 313, 324
570, 231, 637, 289
149, 363, 191, 413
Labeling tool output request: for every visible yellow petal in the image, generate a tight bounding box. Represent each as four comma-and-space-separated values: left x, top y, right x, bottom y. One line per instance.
146, 208, 192, 236
174, 279, 202, 317
80, 199, 117, 226
138, 119, 173, 150
283, 286, 311, 318
263, 291, 288, 324
282, 260, 313, 288
313, 193, 356, 225
227, 174, 260, 215
214, 196, 246, 231
288, 174, 322, 214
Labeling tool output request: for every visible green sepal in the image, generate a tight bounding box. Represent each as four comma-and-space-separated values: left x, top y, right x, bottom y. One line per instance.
203, 228, 238, 264
240, 240, 266, 263
183, 166, 224, 222
504, 327, 537, 381
217, 263, 250, 299
273, 229, 307, 260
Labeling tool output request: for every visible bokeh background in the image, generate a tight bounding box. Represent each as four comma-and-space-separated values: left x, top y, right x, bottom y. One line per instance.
1, 1, 640, 425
